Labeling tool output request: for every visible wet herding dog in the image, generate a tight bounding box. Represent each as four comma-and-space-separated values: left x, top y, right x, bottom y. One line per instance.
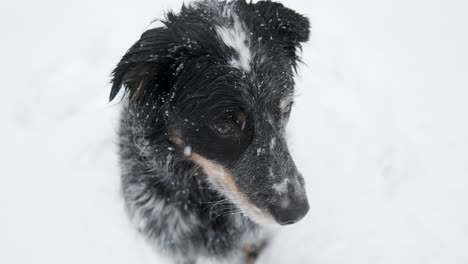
110, 0, 310, 263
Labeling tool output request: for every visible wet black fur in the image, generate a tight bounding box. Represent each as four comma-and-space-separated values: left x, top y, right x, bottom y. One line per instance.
110, 0, 310, 263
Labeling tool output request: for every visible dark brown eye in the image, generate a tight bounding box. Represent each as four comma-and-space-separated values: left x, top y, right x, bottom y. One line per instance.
212, 123, 237, 136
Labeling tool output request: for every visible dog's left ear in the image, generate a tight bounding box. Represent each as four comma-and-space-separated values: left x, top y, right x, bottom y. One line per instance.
251, 1, 310, 66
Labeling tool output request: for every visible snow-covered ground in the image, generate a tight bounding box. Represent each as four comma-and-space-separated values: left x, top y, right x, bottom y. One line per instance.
1, 0, 467, 263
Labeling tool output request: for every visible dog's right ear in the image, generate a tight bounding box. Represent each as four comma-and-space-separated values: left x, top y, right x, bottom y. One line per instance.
250, 1, 310, 69
253, 1, 310, 44
109, 27, 181, 102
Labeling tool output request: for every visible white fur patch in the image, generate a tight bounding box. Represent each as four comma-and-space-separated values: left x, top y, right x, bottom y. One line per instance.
215, 8, 252, 72
183, 146, 192, 157
270, 137, 276, 151
272, 178, 289, 194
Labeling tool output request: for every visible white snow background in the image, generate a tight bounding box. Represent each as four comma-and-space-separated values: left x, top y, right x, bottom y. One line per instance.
1, 0, 467, 263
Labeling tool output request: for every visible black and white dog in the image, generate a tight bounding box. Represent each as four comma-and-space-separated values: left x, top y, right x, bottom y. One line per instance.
110, 0, 310, 263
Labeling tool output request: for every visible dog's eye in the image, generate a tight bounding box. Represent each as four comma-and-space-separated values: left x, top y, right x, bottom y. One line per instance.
282, 103, 293, 115
212, 122, 237, 136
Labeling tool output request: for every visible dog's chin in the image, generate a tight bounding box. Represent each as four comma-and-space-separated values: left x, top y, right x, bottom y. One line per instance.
206, 183, 278, 226
239, 207, 281, 227
229, 197, 279, 226
212, 185, 280, 227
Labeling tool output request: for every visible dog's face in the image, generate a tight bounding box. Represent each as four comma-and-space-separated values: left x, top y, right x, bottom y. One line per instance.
111, 0, 310, 226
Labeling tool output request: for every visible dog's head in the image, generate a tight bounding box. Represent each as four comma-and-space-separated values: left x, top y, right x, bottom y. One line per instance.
111, 0, 310, 226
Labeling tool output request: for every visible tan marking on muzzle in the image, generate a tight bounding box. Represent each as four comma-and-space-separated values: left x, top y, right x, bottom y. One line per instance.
190, 153, 276, 225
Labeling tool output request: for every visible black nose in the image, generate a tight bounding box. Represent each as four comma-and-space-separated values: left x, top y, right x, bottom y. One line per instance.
271, 197, 309, 225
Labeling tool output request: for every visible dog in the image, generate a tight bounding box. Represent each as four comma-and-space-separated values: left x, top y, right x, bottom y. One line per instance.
110, 0, 310, 263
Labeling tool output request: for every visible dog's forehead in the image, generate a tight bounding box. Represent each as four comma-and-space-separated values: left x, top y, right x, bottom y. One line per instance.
207, 5, 295, 103
211, 3, 289, 73
212, 4, 252, 72
219, 5, 293, 84
169, 1, 299, 116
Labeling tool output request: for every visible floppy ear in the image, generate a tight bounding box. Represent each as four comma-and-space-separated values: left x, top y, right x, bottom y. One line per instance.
109, 27, 185, 102
254, 1, 310, 43
110, 62, 157, 102
252, 1, 310, 66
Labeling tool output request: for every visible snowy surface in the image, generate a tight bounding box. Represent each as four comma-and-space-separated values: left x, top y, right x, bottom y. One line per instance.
1, 0, 467, 263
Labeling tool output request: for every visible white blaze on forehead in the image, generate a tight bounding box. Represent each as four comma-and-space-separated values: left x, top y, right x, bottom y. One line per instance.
215, 9, 251, 72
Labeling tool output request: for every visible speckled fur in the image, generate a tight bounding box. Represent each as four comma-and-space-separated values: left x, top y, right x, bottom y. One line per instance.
110, 1, 310, 263
118, 108, 259, 262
